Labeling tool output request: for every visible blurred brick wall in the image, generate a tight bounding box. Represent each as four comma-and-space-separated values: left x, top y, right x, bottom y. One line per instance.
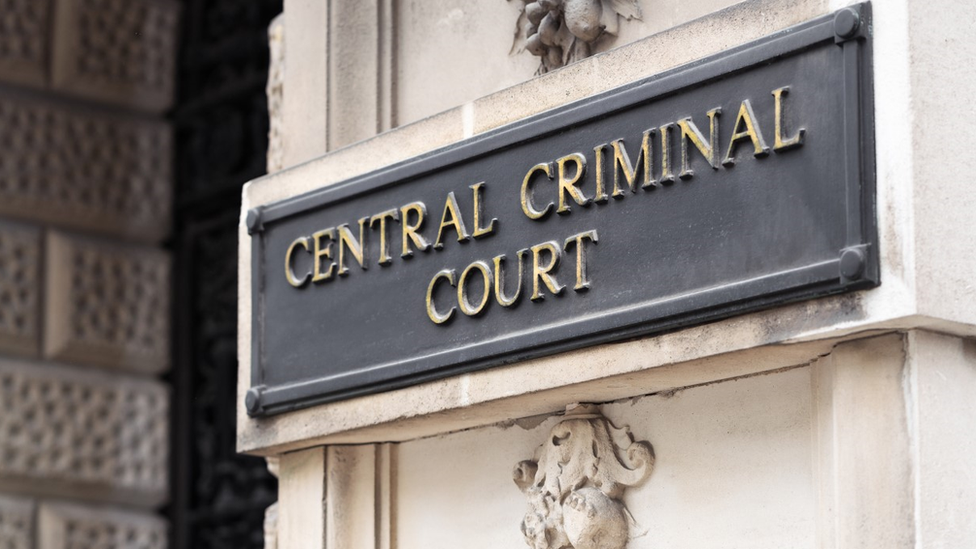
0, 0, 178, 547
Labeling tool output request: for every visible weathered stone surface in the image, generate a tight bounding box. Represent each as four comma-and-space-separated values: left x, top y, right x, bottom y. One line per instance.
51, 0, 180, 112
278, 448, 325, 549
0, 91, 172, 242
39, 502, 166, 549
0, 494, 34, 549
263, 457, 280, 549
0, 220, 40, 358
0, 0, 51, 87
45, 232, 170, 374
395, 365, 819, 549
0, 360, 168, 507
266, 14, 284, 174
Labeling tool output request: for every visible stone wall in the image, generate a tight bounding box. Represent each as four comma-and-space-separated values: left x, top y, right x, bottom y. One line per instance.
0, 0, 177, 547
251, 1, 976, 548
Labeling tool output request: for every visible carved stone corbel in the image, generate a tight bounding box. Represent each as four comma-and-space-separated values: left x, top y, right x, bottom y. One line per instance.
513, 405, 654, 549
510, 0, 643, 73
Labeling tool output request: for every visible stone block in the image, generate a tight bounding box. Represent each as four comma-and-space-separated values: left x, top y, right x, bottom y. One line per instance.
50, 0, 180, 112
0, 494, 34, 549
0, 91, 172, 242
0, 0, 51, 87
45, 232, 170, 374
39, 502, 166, 549
0, 360, 168, 507
0, 220, 40, 358
396, 0, 539, 126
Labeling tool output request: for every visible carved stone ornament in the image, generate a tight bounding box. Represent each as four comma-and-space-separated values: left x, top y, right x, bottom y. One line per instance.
513, 405, 654, 549
510, 0, 643, 73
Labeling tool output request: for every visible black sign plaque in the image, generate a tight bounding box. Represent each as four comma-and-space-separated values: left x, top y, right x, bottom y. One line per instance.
245, 5, 876, 417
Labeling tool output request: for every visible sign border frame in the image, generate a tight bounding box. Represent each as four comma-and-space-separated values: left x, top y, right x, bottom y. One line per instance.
246, 3, 876, 417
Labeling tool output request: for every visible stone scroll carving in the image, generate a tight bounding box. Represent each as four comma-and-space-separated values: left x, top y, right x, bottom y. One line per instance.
510, 0, 643, 73
513, 405, 654, 549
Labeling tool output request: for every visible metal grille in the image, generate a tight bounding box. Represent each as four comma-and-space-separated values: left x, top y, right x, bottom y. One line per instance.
170, 1, 282, 547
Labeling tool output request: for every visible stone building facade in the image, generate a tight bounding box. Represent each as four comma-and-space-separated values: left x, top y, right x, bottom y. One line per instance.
244, 1, 976, 549
0, 0, 177, 548
1, 0, 974, 548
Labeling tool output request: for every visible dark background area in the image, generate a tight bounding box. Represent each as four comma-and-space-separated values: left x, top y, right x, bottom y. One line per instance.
169, 0, 283, 547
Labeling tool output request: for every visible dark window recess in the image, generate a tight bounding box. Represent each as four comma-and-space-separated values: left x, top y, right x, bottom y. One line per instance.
170, 1, 282, 548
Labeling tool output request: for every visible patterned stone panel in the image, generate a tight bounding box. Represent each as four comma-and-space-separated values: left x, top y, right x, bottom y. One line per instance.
0, 221, 40, 358
0, 360, 168, 507
51, 0, 180, 112
45, 232, 170, 374
0, 91, 172, 242
39, 502, 166, 549
0, 495, 34, 549
0, 0, 51, 86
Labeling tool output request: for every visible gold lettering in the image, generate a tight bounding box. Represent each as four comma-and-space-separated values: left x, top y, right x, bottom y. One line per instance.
434, 192, 471, 249
311, 228, 336, 283
530, 241, 565, 301
677, 108, 721, 179
772, 86, 805, 151
470, 182, 497, 239
520, 162, 554, 220
593, 144, 609, 203
284, 236, 312, 288
659, 123, 675, 184
369, 209, 399, 266
563, 230, 598, 291
400, 202, 431, 258
493, 250, 527, 308
337, 217, 368, 276
426, 269, 456, 324
722, 99, 770, 166
457, 260, 492, 316
611, 129, 655, 198
556, 153, 590, 214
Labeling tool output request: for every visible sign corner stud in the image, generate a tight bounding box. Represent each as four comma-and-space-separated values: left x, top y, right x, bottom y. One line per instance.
245, 386, 264, 416
246, 208, 264, 235
833, 7, 861, 42
839, 247, 866, 281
